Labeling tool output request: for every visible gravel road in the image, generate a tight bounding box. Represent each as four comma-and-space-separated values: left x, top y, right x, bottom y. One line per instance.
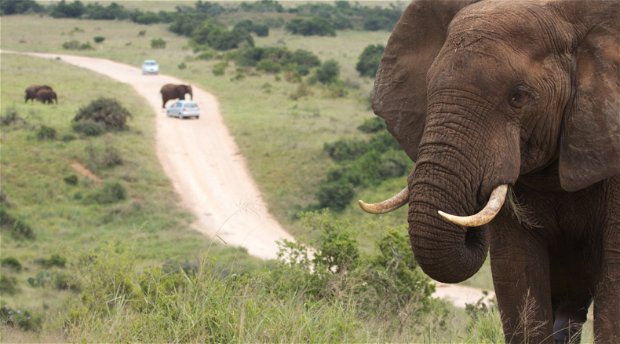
2, 51, 495, 307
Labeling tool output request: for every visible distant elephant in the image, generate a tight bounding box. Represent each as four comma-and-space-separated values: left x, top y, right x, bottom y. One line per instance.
358, 1, 619, 343
160, 84, 192, 108
35, 89, 57, 104
25, 85, 53, 103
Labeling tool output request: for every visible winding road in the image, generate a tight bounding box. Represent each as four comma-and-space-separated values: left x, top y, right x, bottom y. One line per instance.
2, 51, 495, 307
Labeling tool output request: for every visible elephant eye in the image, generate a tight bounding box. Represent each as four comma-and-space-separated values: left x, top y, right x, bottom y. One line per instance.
508, 86, 529, 108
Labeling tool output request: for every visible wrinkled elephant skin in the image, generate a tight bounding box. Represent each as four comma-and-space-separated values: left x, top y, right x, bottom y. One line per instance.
367, 0, 620, 343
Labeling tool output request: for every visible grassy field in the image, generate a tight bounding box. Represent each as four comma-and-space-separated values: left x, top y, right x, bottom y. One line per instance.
0, 53, 265, 315
0, 11, 494, 286
0, 9, 599, 342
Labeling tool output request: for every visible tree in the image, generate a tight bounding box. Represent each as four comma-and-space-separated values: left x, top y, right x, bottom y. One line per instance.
316, 59, 340, 84
356, 44, 385, 77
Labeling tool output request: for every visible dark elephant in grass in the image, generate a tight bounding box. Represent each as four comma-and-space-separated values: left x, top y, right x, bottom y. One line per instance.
160, 84, 192, 108
25, 85, 53, 103
35, 89, 57, 104
359, 0, 619, 343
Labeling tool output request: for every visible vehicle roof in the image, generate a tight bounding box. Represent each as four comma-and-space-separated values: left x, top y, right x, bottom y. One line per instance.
175, 100, 197, 103
143, 60, 158, 63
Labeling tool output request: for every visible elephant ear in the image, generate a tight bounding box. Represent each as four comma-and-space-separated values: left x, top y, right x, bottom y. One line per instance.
559, 2, 620, 192
371, 0, 479, 162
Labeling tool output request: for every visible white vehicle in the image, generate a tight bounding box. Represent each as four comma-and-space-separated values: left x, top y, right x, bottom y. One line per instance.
142, 60, 159, 75
166, 100, 200, 119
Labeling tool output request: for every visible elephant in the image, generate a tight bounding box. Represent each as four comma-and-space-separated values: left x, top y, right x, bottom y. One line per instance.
25, 85, 53, 103
35, 89, 57, 104
160, 84, 192, 108
358, 0, 619, 343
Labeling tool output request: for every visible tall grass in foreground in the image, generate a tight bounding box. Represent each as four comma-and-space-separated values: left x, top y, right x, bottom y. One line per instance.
2, 212, 506, 343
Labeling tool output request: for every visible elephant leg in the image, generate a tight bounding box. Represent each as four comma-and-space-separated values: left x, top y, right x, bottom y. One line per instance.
553, 298, 591, 344
490, 219, 554, 343
592, 237, 620, 343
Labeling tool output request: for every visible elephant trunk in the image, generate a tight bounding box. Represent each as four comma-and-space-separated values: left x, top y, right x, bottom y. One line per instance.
408, 160, 490, 283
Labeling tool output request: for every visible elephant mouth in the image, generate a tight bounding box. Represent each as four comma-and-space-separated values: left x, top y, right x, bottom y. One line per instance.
359, 184, 509, 227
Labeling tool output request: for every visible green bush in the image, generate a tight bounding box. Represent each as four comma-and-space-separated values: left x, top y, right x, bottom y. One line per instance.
363, 15, 394, 31
27, 271, 53, 288
324, 80, 347, 98
356, 44, 384, 77
50, 0, 85, 18
39, 254, 67, 268
0, 106, 24, 126
212, 62, 227, 76
290, 49, 321, 68
11, 220, 36, 240
289, 83, 312, 100
72, 119, 105, 136
285, 17, 336, 37
256, 58, 281, 73
357, 117, 386, 133
137, 29, 146, 37
150, 38, 166, 49
178, 62, 187, 70
36, 125, 56, 140
0, 304, 43, 332
64, 174, 79, 185
1, 257, 22, 272
316, 180, 355, 211
196, 51, 215, 60
233, 19, 269, 37
62, 40, 80, 50
316, 59, 340, 84
93, 36, 105, 43
0, 0, 43, 15
83, 181, 127, 205
79, 41, 94, 50
60, 133, 77, 142
0, 275, 18, 295
73, 97, 132, 133
0, 204, 15, 228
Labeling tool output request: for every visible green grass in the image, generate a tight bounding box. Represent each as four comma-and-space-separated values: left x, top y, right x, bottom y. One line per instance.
0, 53, 264, 314
0, 12, 495, 289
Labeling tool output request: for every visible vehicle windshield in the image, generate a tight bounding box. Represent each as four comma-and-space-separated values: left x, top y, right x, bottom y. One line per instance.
143, 61, 157, 66
184, 103, 198, 108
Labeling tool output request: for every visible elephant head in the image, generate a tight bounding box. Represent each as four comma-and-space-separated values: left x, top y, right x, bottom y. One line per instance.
360, 0, 619, 283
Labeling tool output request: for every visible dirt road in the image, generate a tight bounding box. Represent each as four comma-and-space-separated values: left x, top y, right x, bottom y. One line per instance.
3, 51, 495, 307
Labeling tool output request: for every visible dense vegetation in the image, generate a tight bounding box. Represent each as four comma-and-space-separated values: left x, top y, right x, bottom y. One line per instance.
1, 0, 404, 51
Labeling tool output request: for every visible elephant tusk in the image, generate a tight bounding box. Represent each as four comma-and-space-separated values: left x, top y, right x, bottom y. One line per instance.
359, 186, 409, 214
438, 184, 508, 227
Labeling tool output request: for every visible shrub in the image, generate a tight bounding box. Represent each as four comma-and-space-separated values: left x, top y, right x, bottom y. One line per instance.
256, 58, 281, 73
356, 44, 384, 78
290, 83, 312, 100
0, 106, 24, 126
137, 30, 146, 37
290, 49, 321, 68
64, 174, 79, 185
178, 62, 187, 70
36, 125, 56, 140
196, 51, 215, 60
316, 180, 355, 211
83, 181, 126, 205
50, 0, 85, 18
39, 254, 67, 268
212, 62, 227, 76
60, 133, 77, 142
79, 41, 94, 50
285, 17, 336, 37
11, 220, 36, 240
0, 0, 43, 15
0, 305, 43, 331
363, 15, 394, 31
0, 205, 15, 228
316, 59, 340, 84
324, 81, 347, 98
1, 257, 22, 272
357, 117, 386, 133
62, 40, 80, 50
72, 119, 105, 136
0, 275, 18, 295
27, 271, 53, 287
73, 97, 132, 133
93, 36, 105, 43
151, 38, 166, 49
